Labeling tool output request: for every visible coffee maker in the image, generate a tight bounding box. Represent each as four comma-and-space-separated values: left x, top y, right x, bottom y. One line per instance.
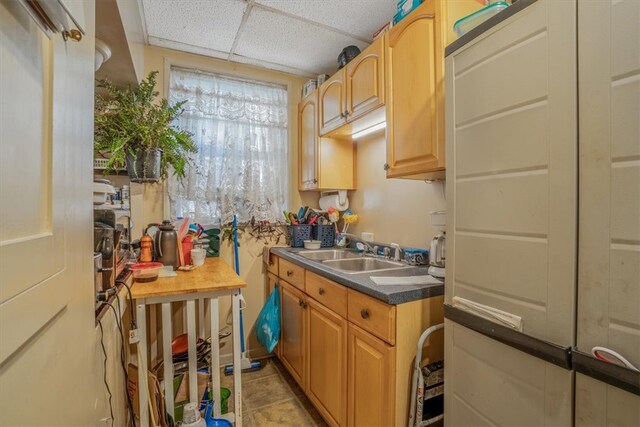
428, 211, 446, 279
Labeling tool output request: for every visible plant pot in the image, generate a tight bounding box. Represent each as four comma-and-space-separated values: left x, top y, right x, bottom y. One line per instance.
126, 148, 163, 183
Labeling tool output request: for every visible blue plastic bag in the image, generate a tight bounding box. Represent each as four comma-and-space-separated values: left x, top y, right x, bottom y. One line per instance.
255, 285, 280, 353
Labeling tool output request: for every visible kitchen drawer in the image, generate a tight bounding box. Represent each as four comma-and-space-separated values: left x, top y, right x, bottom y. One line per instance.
279, 259, 305, 290
348, 289, 396, 345
305, 271, 348, 318
266, 253, 279, 275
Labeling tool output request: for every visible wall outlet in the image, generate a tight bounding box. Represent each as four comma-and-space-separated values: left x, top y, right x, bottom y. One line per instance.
361, 232, 374, 242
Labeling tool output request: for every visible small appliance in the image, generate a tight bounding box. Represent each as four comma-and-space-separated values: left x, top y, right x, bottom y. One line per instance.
428, 211, 446, 279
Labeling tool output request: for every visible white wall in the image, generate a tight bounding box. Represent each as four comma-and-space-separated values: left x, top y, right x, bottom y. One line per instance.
348, 133, 446, 248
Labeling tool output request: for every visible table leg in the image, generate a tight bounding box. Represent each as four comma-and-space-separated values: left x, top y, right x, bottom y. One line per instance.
232, 292, 243, 426
137, 302, 149, 427
186, 299, 198, 404
161, 302, 174, 421
198, 298, 205, 338
209, 297, 221, 417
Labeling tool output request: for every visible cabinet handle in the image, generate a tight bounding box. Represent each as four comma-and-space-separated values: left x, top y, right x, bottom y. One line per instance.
299, 299, 307, 309
383, 163, 390, 171
318, 288, 325, 295
312, 179, 318, 184
344, 110, 349, 117
287, 270, 294, 277
360, 309, 370, 319
299, 299, 304, 306
340, 112, 345, 119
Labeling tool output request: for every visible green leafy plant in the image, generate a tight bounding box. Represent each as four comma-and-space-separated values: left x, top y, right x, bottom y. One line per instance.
94, 70, 197, 179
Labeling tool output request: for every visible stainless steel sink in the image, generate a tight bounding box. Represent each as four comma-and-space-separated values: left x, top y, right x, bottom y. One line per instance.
322, 257, 410, 274
298, 249, 362, 261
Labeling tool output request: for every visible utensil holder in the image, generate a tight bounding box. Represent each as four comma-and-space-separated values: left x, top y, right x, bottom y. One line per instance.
289, 225, 312, 248
313, 224, 335, 248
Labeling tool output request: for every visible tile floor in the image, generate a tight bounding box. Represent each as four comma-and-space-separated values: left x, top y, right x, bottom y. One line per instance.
220, 357, 328, 427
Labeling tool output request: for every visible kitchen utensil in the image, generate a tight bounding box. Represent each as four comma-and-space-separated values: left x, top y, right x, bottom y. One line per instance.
303, 240, 322, 250
94, 252, 103, 306
130, 262, 163, 282
337, 45, 361, 69
182, 235, 193, 266
191, 248, 206, 266
155, 220, 178, 270
453, 1, 509, 37
140, 233, 153, 262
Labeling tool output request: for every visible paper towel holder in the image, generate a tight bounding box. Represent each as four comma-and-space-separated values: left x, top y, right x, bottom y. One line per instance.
318, 190, 349, 212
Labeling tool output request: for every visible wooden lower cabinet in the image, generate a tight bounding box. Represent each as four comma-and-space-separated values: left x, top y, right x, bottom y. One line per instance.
306, 299, 348, 427
270, 256, 444, 427
347, 324, 396, 427
280, 280, 306, 388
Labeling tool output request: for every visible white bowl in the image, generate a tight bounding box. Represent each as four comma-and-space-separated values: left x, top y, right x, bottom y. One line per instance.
303, 240, 322, 250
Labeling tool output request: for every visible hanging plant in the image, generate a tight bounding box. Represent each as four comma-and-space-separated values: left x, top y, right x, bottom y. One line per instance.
94, 71, 197, 182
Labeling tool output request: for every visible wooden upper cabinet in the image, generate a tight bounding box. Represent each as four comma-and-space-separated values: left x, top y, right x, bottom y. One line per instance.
346, 36, 385, 122
298, 90, 357, 192
299, 91, 319, 190
319, 71, 347, 136
385, 0, 445, 179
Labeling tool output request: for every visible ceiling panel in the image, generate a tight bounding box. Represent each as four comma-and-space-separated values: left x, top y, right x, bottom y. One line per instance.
254, 0, 396, 40
142, 0, 247, 53
235, 7, 369, 76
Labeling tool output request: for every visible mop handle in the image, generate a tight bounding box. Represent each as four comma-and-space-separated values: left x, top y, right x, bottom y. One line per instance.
232, 215, 246, 354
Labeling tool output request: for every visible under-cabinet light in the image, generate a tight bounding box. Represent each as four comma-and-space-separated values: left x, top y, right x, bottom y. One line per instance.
352, 122, 386, 140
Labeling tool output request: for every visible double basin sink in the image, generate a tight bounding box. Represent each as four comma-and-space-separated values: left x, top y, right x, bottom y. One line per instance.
298, 249, 411, 274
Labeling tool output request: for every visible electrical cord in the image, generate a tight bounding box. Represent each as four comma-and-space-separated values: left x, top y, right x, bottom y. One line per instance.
106, 300, 136, 427
115, 278, 136, 328
98, 319, 115, 427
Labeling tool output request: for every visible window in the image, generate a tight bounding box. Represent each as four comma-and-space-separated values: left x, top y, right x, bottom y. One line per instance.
167, 66, 289, 224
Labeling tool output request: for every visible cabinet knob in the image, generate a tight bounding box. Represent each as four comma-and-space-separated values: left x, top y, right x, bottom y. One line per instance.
360, 309, 370, 319
299, 299, 307, 309
344, 110, 349, 117
312, 179, 318, 184
318, 288, 325, 295
287, 270, 294, 277
383, 163, 390, 171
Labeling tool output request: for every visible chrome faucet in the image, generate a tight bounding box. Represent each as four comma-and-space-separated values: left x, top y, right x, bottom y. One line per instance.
341, 233, 376, 256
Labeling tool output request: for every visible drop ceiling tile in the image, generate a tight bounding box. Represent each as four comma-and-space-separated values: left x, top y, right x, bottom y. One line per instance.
229, 54, 316, 78
254, 0, 396, 40
142, 0, 247, 53
235, 7, 369, 76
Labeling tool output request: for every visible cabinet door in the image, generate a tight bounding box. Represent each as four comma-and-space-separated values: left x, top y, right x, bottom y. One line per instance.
576, 0, 640, 418
280, 281, 306, 388
306, 299, 347, 427
347, 324, 395, 427
346, 36, 385, 122
298, 92, 319, 190
319, 70, 346, 135
266, 273, 281, 358
386, 1, 444, 178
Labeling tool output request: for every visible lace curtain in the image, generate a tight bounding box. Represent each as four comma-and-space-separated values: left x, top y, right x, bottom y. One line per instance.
167, 66, 289, 225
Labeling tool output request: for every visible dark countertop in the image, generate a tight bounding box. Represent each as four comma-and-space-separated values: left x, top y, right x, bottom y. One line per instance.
445, 0, 538, 57
271, 247, 444, 305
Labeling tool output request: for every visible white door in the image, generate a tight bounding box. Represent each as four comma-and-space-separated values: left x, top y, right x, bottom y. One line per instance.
0, 1, 98, 424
